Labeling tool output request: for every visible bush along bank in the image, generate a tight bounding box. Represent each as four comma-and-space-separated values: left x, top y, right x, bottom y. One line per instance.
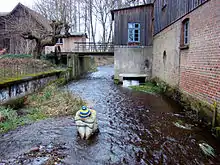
130, 77, 220, 139
0, 80, 85, 133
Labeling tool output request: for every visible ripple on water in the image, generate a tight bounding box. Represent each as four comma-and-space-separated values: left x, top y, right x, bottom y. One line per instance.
0, 65, 220, 164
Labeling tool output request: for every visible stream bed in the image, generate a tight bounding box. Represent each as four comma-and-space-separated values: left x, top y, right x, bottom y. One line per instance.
0, 65, 220, 165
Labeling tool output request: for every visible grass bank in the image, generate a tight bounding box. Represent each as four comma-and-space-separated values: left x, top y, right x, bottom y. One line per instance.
130, 82, 163, 94
0, 85, 85, 133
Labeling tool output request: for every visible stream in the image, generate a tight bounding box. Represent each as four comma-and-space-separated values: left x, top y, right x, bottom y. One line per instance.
0, 65, 220, 165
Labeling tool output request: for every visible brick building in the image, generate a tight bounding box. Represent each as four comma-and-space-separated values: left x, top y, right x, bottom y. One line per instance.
112, 0, 219, 106
152, 0, 220, 105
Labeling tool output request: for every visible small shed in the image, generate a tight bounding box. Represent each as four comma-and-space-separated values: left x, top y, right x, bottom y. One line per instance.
45, 32, 87, 54
111, 4, 154, 81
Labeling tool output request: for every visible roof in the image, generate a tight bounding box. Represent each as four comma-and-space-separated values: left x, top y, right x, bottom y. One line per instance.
69, 32, 88, 38
111, 3, 153, 20
21, 4, 52, 32
0, 3, 52, 32
60, 31, 88, 38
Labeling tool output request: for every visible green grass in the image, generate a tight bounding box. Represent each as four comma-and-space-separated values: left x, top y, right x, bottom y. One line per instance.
130, 82, 162, 94
0, 69, 65, 85
0, 84, 85, 134
0, 106, 46, 133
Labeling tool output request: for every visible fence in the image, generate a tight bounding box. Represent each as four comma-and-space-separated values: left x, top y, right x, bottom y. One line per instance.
0, 58, 55, 82
74, 42, 114, 53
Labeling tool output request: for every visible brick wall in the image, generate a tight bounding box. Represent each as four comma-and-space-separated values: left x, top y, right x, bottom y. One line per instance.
152, 0, 220, 105
180, 0, 220, 104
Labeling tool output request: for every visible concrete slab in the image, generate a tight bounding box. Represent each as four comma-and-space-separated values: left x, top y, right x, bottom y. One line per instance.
119, 73, 148, 78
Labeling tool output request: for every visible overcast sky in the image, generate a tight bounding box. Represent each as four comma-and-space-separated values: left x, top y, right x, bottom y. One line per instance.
0, 0, 33, 12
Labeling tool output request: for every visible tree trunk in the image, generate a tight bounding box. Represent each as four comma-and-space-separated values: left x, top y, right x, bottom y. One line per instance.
33, 41, 43, 59
89, 0, 97, 51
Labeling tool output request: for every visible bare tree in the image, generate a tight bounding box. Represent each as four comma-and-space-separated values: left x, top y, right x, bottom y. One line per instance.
33, 0, 153, 50
2, 6, 69, 59
34, 0, 78, 32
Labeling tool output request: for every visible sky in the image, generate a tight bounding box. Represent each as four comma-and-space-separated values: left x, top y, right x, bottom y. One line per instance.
0, 0, 102, 41
0, 0, 33, 12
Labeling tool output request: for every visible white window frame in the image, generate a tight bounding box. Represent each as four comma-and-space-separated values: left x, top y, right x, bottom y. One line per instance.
128, 23, 140, 43
162, 0, 167, 8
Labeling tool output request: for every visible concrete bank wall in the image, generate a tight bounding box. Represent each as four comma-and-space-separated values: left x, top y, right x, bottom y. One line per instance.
68, 54, 93, 79
0, 70, 70, 104
114, 46, 153, 80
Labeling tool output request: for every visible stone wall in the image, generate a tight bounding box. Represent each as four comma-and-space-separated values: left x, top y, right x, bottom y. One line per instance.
114, 46, 153, 80
68, 54, 93, 79
0, 71, 68, 104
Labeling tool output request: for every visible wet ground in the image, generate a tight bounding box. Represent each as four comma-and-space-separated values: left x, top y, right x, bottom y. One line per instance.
0, 65, 220, 165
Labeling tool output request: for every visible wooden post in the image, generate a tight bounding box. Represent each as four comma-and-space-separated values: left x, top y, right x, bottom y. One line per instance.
212, 102, 217, 128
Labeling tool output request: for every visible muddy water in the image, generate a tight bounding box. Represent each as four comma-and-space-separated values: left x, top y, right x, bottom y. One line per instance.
0, 65, 220, 165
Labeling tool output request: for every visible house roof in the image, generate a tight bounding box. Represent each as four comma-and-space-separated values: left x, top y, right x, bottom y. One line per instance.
111, 3, 153, 20
60, 31, 88, 38
0, 3, 52, 32
69, 32, 88, 38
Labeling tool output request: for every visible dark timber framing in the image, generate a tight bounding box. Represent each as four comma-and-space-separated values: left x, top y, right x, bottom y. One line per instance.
111, 4, 154, 46
154, 0, 210, 35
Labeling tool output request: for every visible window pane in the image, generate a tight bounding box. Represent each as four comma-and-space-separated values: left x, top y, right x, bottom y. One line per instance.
134, 30, 140, 41
135, 23, 140, 28
128, 29, 134, 42
183, 20, 189, 45
184, 37, 188, 44
128, 23, 133, 29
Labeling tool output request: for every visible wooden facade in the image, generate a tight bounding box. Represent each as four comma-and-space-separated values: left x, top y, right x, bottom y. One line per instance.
112, 4, 154, 46
0, 3, 52, 54
154, 0, 209, 35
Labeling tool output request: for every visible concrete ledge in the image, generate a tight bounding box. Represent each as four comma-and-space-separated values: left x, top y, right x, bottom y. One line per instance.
119, 73, 148, 78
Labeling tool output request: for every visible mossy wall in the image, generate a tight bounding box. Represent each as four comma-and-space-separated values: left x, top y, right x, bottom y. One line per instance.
151, 77, 220, 127
0, 69, 71, 105
68, 54, 93, 79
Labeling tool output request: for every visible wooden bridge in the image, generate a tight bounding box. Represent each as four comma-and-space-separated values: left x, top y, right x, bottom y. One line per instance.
67, 42, 114, 56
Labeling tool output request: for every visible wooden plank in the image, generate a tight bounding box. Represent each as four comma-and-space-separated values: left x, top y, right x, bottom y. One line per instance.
153, 0, 209, 35
113, 5, 153, 46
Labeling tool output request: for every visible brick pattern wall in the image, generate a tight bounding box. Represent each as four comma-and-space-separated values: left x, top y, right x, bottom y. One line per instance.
180, 0, 220, 104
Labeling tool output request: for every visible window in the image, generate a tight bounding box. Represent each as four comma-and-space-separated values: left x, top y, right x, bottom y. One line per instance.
128, 23, 140, 43
180, 18, 190, 49
183, 20, 189, 45
56, 38, 63, 44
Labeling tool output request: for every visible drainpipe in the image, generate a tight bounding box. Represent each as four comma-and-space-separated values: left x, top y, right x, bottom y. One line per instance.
178, 49, 181, 88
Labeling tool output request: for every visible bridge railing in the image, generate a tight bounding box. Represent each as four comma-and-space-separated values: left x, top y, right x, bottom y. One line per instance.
74, 42, 114, 53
